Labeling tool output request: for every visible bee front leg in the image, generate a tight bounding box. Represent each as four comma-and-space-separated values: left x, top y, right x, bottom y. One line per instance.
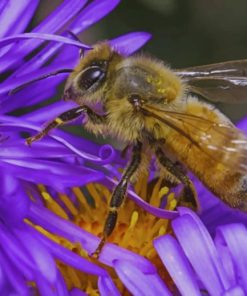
92, 141, 142, 258
155, 147, 199, 211
26, 106, 105, 145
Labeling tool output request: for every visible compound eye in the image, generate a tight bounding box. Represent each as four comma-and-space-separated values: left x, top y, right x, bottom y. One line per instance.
78, 66, 105, 90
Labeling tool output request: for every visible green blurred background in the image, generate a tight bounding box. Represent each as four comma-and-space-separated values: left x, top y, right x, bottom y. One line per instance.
34, 0, 247, 123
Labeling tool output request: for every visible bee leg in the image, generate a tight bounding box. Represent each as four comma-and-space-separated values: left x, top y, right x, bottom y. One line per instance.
26, 106, 105, 145
121, 144, 131, 159
155, 147, 199, 211
92, 141, 142, 258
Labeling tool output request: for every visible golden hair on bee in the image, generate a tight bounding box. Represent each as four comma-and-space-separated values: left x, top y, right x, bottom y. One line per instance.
14, 41, 247, 257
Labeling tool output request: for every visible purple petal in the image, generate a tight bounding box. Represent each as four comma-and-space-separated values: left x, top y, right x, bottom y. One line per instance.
98, 276, 121, 296
215, 224, 247, 292
0, 0, 38, 37
32, 0, 86, 34
237, 116, 247, 133
0, 225, 35, 276
0, 117, 116, 165
29, 225, 107, 277
0, 180, 29, 226
0, 33, 90, 49
223, 286, 245, 296
0, 171, 19, 196
0, 140, 77, 159
0, 0, 8, 14
144, 274, 172, 296
110, 32, 152, 56
0, 0, 87, 71
1, 159, 104, 190
97, 242, 155, 274
0, 63, 73, 95
0, 264, 5, 292
114, 260, 171, 296
214, 231, 236, 286
154, 234, 201, 295
28, 203, 155, 274
54, 271, 69, 296
10, 0, 90, 76
35, 274, 57, 296
0, 251, 29, 295
173, 208, 231, 294
71, 0, 120, 33
13, 228, 57, 284
20, 101, 77, 122
70, 288, 88, 296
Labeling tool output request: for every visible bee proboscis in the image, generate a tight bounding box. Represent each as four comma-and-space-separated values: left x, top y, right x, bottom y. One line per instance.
14, 42, 247, 257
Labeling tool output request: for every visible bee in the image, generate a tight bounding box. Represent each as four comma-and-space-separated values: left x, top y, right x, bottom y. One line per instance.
14, 42, 247, 257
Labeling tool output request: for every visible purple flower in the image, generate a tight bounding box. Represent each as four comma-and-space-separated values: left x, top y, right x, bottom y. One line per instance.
0, 0, 247, 295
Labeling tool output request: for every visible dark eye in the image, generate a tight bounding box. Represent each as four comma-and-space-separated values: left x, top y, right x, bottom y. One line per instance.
78, 66, 105, 90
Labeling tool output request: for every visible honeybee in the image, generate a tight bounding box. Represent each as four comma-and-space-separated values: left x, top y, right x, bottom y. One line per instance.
15, 42, 247, 256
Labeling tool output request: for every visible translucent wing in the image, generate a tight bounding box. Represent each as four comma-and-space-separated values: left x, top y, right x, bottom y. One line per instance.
175, 60, 247, 104
142, 105, 247, 173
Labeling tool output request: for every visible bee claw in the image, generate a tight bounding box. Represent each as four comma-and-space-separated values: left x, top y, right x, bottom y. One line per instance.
25, 136, 38, 146
91, 238, 106, 259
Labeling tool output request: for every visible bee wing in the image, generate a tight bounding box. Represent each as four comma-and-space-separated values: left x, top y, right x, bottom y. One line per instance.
143, 105, 247, 173
175, 60, 247, 104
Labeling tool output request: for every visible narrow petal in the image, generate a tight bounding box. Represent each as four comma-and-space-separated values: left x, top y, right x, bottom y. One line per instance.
98, 242, 156, 274
98, 276, 121, 296
1, 159, 104, 190
0, 63, 73, 95
0, 225, 35, 274
173, 209, 231, 295
0, 33, 90, 49
0, 182, 29, 226
223, 286, 245, 296
144, 274, 172, 296
55, 271, 70, 296
179, 207, 234, 289
237, 116, 247, 133
114, 260, 171, 296
70, 288, 88, 296
0, 0, 87, 71
110, 32, 152, 55
0, 0, 38, 37
0, 251, 29, 295
13, 229, 57, 284
20, 101, 77, 122
28, 203, 155, 274
29, 225, 107, 277
216, 224, 247, 292
154, 234, 201, 296
70, 0, 120, 33
0, 0, 8, 15
35, 274, 57, 296
0, 117, 116, 165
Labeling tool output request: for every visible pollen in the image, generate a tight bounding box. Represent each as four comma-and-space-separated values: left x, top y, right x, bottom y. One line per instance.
29, 174, 178, 294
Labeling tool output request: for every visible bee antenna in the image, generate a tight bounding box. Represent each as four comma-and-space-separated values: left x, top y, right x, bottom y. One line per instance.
9, 68, 74, 95
66, 31, 86, 58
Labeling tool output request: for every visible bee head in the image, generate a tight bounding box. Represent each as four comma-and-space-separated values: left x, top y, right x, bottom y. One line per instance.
64, 43, 122, 105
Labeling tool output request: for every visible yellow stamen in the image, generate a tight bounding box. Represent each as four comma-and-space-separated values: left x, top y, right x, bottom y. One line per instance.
58, 193, 79, 216
30, 172, 178, 294
39, 185, 68, 220
54, 117, 64, 124
149, 178, 163, 206
130, 211, 139, 229
158, 186, 169, 199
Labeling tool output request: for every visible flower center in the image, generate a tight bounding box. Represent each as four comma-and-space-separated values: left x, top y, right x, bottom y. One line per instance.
30, 174, 177, 294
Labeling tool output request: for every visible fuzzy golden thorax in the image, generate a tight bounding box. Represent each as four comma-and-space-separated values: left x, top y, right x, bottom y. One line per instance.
64, 43, 185, 141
